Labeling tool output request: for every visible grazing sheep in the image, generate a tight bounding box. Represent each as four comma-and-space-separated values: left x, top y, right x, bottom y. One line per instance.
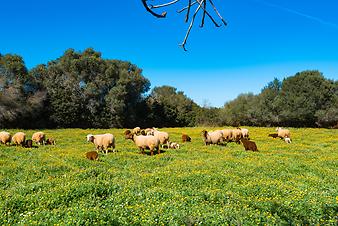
85, 151, 99, 161
284, 137, 292, 144
238, 128, 249, 139
152, 128, 170, 148
145, 128, 154, 136
221, 129, 233, 141
86, 133, 115, 154
169, 141, 180, 149
125, 130, 160, 156
201, 130, 224, 145
46, 138, 56, 145
0, 131, 11, 145
182, 134, 191, 143
231, 128, 243, 143
24, 139, 33, 148
12, 132, 26, 146
240, 138, 258, 152
268, 133, 279, 138
276, 127, 291, 139
132, 127, 141, 135
32, 131, 46, 145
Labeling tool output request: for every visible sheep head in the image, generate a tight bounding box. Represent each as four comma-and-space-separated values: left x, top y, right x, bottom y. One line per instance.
124, 130, 134, 140
201, 130, 208, 138
86, 134, 95, 143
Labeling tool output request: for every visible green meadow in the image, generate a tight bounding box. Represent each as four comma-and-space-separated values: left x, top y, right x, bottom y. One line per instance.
0, 127, 337, 225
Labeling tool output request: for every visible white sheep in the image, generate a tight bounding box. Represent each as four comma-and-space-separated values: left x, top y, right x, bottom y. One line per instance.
132, 127, 141, 135
231, 128, 243, 143
152, 128, 170, 148
0, 131, 11, 145
12, 132, 26, 146
144, 128, 154, 136
32, 131, 46, 145
202, 130, 224, 145
239, 128, 249, 139
276, 127, 291, 139
124, 130, 160, 155
284, 137, 292, 144
221, 129, 233, 141
87, 133, 115, 154
169, 141, 180, 149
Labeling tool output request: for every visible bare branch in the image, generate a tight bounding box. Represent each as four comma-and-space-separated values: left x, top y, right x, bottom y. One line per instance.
141, 0, 227, 50
185, 0, 192, 22
196, 0, 221, 27
200, 0, 206, 27
177, 1, 197, 13
141, 0, 167, 18
150, 0, 180, 9
208, 0, 227, 26
180, 2, 203, 51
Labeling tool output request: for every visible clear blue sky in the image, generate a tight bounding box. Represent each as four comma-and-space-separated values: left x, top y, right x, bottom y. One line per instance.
1, 0, 338, 107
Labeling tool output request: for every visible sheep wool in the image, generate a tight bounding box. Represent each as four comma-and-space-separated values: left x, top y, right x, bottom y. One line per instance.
12, 132, 26, 146
87, 133, 115, 154
0, 131, 11, 145
32, 132, 46, 145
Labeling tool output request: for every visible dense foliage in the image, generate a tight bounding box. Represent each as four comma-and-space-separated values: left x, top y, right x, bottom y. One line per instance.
219, 71, 337, 128
0, 127, 337, 225
0, 50, 337, 128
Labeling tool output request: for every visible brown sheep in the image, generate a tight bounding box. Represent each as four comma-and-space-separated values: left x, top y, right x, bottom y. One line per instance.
85, 151, 99, 160
182, 134, 191, 142
268, 133, 279, 138
24, 139, 33, 148
240, 138, 258, 152
46, 138, 56, 145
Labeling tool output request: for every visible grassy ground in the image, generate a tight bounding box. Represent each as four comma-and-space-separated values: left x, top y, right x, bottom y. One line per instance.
0, 127, 337, 225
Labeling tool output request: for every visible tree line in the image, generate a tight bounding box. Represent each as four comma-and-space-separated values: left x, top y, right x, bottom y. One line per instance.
0, 48, 337, 129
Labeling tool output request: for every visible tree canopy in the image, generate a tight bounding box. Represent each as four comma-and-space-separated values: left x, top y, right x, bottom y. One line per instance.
1, 50, 337, 129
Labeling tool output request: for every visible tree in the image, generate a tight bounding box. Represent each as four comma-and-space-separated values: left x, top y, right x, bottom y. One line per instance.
148, 85, 198, 127
277, 70, 336, 127
39, 48, 150, 128
0, 54, 46, 128
220, 93, 258, 126
254, 78, 282, 126
315, 80, 338, 128
141, 0, 227, 50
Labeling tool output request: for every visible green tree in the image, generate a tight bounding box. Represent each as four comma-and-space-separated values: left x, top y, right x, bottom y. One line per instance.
39, 48, 150, 128
221, 93, 258, 126
148, 86, 198, 127
0, 54, 46, 128
277, 70, 336, 127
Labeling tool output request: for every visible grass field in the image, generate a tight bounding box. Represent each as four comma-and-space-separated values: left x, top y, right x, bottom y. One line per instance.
0, 127, 337, 225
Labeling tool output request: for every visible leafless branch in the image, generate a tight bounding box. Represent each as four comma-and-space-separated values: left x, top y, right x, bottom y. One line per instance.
150, 0, 180, 9
141, 0, 227, 50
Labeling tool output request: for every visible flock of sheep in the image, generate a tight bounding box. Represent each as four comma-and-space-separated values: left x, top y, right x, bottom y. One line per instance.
84, 127, 291, 159
0, 127, 291, 160
0, 131, 55, 148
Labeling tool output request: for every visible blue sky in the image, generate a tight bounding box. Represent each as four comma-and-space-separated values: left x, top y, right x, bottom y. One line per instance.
1, 0, 338, 107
